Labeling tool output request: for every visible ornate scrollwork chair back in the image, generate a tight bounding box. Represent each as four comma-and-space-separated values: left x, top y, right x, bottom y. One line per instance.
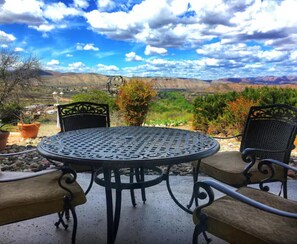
192, 153, 297, 244
58, 102, 110, 132
191, 104, 297, 205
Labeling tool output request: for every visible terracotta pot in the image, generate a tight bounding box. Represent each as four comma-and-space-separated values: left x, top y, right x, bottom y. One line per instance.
0, 130, 10, 151
17, 122, 40, 139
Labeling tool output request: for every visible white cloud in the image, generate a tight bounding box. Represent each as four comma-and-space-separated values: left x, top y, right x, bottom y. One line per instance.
47, 59, 60, 65
14, 47, 24, 52
83, 43, 99, 51
125, 52, 143, 61
74, 0, 89, 9
144, 45, 167, 55
83, 0, 297, 51
66, 54, 73, 57
43, 2, 81, 22
76, 43, 99, 51
0, 30, 16, 43
68, 61, 86, 71
1, 44, 8, 48
30, 24, 55, 32
258, 50, 288, 62
97, 0, 116, 11
0, 0, 44, 25
97, 64, 119, 71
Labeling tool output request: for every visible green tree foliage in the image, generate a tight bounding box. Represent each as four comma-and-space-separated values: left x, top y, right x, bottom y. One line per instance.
193, 87, 297, 134
116, 78, 156, 126
150, 91, 192, 113
146, 91, 193, 126
71, 89, 117, 112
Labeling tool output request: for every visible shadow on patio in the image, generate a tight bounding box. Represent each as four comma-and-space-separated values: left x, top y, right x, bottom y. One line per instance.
1, 173, 296, 244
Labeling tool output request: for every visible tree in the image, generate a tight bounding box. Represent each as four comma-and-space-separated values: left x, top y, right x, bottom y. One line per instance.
116, 78, 156, 126
0, 49, 41, 107
72, 89, 117, 112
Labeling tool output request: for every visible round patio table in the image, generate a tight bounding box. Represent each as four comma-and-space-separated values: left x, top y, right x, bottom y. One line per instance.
37, 126, 219, 244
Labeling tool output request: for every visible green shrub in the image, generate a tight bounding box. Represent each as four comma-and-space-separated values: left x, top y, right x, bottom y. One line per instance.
193, 87, 297, 135
71, 89, 117, 112
116, 78, 156, 126
150, 91, 193, 113
0, 102, 23, 124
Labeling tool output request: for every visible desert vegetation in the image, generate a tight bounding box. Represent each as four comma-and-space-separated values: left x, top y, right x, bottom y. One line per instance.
1, 51, 296, 135
193, 87, 297, 135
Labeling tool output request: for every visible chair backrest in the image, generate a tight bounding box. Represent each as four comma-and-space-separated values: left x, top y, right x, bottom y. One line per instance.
58, 102, 110, 132
240, 104, 297, 163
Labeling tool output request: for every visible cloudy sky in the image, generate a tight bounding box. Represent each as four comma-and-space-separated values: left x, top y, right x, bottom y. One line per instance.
1, 0, 297, 80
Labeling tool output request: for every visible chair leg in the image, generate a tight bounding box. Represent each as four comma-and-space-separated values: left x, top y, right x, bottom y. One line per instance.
129, 168, 137, 207
55, 211, 68, 229
137, 167, 146, 203
283, 180, 288, 199
192, 214, 210, 244
192, 225, 210, 244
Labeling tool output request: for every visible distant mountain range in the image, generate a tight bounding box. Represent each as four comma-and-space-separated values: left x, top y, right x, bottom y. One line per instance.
214, 76, 297, 85
39, 70, 297, 93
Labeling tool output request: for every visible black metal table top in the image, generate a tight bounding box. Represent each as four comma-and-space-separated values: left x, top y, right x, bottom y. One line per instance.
37, 126, 219, 168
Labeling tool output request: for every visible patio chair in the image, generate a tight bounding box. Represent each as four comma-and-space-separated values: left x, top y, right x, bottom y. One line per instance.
57, 102, 110, 195
192, 150, 297, 244
189, 104, 297, 208
0, 165, 86, 244
58, 102, 148, 206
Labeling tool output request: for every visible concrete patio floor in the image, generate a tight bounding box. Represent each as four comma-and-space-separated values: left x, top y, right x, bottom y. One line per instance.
1, 173, 296, 244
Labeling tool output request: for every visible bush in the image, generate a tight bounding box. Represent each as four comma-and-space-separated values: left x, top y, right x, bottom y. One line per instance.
116, 78, 156, 126
193, 87, 297, 135
71, 89, 117, 112
0, 102, 23, 124
150, 91, 193, 113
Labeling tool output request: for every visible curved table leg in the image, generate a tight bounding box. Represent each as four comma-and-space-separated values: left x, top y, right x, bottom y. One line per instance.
187, 160, 201, 209
165, 165, 193, 214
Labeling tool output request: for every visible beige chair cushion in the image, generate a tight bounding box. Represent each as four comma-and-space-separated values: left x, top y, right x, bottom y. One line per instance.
199, 151, 285, 186
194, 187, 297, 244
0, 171, 86, 226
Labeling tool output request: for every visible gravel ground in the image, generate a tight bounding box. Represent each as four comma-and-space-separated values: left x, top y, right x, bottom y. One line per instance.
1, 123, 296, 177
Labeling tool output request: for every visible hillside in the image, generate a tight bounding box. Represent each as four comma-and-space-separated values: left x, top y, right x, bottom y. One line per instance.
40, 71, 297, 93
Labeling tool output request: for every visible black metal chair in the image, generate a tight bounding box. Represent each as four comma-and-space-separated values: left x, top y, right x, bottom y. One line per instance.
57, 102, 147, 206
0, 150, 86, 244
57, 102, 109, 195
189, 104, 297, 208
192, 150, 297, 244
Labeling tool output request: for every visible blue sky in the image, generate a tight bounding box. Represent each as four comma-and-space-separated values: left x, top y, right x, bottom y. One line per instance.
1, 0, 297, 80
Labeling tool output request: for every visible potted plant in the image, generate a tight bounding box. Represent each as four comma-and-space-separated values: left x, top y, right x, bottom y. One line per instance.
17, 109, 41, 139
0, 120, 10, 151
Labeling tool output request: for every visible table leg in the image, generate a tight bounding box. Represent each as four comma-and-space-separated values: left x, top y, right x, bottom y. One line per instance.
113, 169, 122, 239
103, 168, 123, 244
103, 168, 114, 244
165, 165, 193, 214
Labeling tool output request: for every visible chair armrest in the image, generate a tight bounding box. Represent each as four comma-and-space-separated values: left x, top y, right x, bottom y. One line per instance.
240, 147, 295, 184
258, 158, 297, 173
0, 169, 59, 182
194, 179, 297, 219
242, 147, 295, 162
